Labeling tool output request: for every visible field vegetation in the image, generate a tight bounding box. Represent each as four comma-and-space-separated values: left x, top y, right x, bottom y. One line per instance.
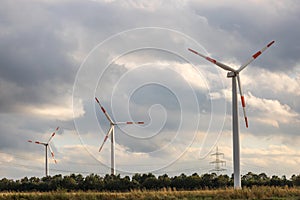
1, 186, 300, 200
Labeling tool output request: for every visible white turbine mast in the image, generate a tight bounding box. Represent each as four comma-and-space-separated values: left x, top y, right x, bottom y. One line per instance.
28, 127, 59, 177
95, 97, 144, 175
188, 41, 275, 188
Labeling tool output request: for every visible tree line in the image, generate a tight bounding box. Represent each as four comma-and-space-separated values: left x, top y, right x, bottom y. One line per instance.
0, 172, 300, 192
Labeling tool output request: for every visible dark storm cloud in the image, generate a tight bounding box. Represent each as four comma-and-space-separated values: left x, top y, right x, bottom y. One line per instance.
0, 0, 78, 112
189, 0, 300, 71
47, 0, 130, 33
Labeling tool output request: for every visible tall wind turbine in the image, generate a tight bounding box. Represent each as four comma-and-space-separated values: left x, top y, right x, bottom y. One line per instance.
95, 97, 144, 175
28, 127, 59, 177
188, 41, 275, 188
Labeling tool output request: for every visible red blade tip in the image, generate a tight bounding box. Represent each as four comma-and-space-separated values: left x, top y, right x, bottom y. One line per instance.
103, 135, 108, 142
267, 41, 275, 47
245, 117, 249, 128
188, 48, 198, 54
241, 96, 246, 107
95, 97, 99, 103
101, 107, 106, 113
252, 51, 262, 59
206, 57, 217, 64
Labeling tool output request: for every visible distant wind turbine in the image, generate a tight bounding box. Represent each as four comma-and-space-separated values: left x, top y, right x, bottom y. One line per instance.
95, 97, 144, 175
188, 41, 275, 188
28, 127, 59, 177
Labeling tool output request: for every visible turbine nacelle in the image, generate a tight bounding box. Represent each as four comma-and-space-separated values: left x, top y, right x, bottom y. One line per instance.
227, 71, 237, 78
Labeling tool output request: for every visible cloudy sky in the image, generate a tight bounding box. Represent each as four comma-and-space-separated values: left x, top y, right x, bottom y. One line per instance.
1, 0, 299, 179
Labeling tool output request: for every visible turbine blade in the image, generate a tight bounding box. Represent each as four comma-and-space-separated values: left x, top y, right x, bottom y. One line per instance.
237, 41, 275, 73
115, 121, 144, 125
29, 140, 44, 145
99, 125, 114, 152
95, 97, 114, 124
237, 75, 248, 128
188, 48, 236, 72
48, 144, 57, 164
47, 127, 59, 144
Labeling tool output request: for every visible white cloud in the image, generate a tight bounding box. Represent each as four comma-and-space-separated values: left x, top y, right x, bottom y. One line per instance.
0, 152, 14, 164
115, 57, 210, 90
240, 144, 300, 176
242, 145, 298, 157
244, 68, 300, 96
208, 92, 223, 100
247, 92, 299, 127
21, 97, 85, 121
254, 117, 280, 128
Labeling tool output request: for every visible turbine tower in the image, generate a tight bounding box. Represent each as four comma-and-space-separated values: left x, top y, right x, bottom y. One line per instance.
28, 127, 59, 177
210, 146, 226, 173
188, 41, 275, 188
95, 97, 144, 175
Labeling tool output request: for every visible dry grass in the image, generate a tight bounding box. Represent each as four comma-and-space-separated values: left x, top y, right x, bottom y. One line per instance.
1, 186, 300, 200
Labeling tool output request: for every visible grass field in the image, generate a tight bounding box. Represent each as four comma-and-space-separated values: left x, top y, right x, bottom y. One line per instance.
1, 186, 300, 200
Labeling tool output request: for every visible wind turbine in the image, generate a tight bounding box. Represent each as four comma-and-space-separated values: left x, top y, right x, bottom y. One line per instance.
28, 127, 59, 177
188, 41, 275, 188
95, 97, 144, 175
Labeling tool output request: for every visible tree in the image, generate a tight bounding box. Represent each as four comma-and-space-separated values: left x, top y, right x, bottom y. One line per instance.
201, 173, 216, 188
158, 174, 171, 189
242, 172, 260, 187
0, 178, 16, 191
62, 175, 77, 191
132, 173, 142, 189
49, 174, 63, 191
0, 172, 297, 192
291, 174, 300, 186
186, 174, 201, 189
170, 173, 187, 190
142, 177, 158, 190
84, 173, 103, 191
258, 173, 269, 186
270, 175, 281, 186
214, 174, 230, 188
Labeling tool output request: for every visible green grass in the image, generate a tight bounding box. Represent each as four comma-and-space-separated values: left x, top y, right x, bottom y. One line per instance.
1, 186, 300, 200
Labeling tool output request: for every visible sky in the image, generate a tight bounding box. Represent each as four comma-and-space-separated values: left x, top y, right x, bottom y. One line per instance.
0, 0, 299, 179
